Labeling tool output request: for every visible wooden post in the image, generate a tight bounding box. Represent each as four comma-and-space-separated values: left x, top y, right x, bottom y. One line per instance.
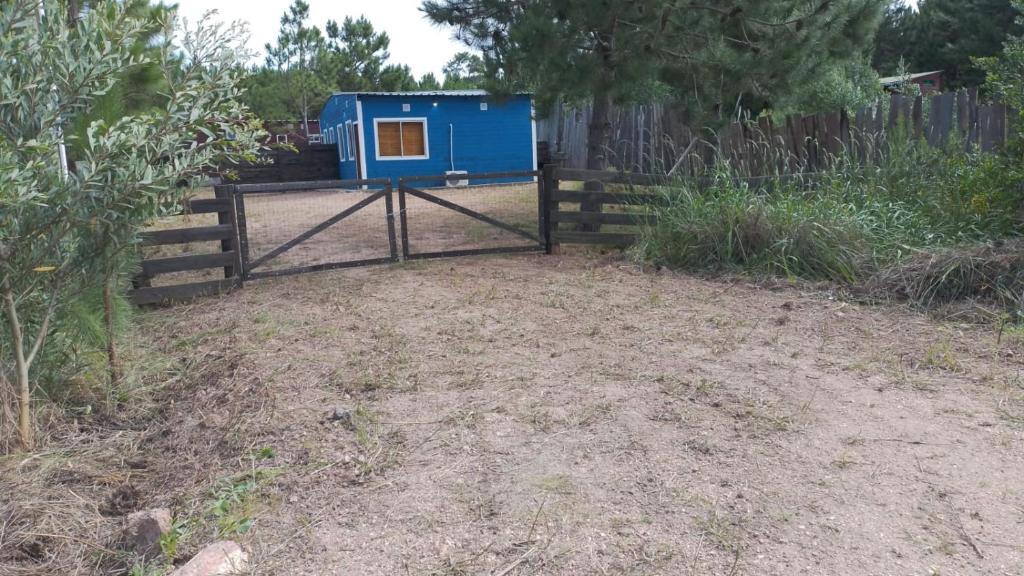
213, 184, 237, 283
957, 89, 970, 141
912, 96, 924, 140
542, 165, 557, 255
231, 184, 249, 283
383, 181, 399, 261
397, 180, 411, 261
968, 88, 979, 149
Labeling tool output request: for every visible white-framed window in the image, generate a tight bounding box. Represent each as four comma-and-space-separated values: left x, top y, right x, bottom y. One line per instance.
342, 123, 350, 161
346, 121, 355, 160
373, 117, 429, 161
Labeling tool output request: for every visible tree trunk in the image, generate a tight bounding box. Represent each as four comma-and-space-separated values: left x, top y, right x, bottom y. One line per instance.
581, 89, 614, 232
103, 274, 122, 384
3, 290, 33, 451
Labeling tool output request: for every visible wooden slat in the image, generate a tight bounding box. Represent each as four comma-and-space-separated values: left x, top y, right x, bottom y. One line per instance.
129, 279, 236, 305
551, 211, 657, 226
234, 178, 390, 193
187, 198, 232, 214
140, 252, 236, 276
552, 189, 665, 205
400, 170, 540, 183
554, 168, 668, 186
141, 224, 234, 246
933, 92, 956, 146
552, 231, 639, 247
957, 89, 970, 137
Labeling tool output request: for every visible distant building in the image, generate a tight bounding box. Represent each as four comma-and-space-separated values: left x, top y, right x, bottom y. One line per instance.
318, 90, 536, 185
262, 120, 322, 146
879, 70, 943, 95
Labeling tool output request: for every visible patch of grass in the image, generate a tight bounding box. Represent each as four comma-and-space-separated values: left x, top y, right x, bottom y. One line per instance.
634, 140, 1024, 316
351, 404, 400, 477
731, 398, 796, 433
656, 375, 719, 400
535, 474, 575, 495
696, 508, 744, 553
831, 451, 858, 470
207, 475, 261, 537
523, 405, 556, 432
566, 401, 614, 428
921, 339, 963, 372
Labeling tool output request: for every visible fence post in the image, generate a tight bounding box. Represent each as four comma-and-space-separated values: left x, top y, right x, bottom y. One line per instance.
384, 180, 399, 262
230, 184, 249, 285
397, 178, 410, 261
542, 165, 557, 254
213, 184, 238, 284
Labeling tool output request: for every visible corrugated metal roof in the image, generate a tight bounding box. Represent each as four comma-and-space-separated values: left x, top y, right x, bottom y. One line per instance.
334, 90, 490, 97
332, 90, 533, 98
878, 70, 942, 85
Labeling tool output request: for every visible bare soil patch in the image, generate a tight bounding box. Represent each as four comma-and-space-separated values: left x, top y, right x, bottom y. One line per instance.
4, 254, 1024, 575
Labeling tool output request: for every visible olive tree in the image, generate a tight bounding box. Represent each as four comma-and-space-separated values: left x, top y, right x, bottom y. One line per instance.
0, 0, 262, 451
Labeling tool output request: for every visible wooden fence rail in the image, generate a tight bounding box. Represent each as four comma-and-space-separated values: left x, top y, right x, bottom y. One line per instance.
224, 144, 338, 184
543, 165, 664, 249
128, 188, 241, 305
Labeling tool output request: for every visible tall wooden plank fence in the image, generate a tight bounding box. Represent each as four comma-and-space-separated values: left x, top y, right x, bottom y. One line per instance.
536, 89, 1014, 177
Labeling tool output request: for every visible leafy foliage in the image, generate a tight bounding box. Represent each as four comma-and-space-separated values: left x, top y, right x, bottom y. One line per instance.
978, 1, 1024, 111
0, 1, 262, 450
773, 54, 883, 116
244, 1, 459, 121
423, 0, 885, 170
442, 52, 486, 89
873, 0, 1023, 89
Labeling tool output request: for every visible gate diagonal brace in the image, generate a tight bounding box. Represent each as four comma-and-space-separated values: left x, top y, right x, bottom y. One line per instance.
399, 185, 540, 244
248, 189, 386, 270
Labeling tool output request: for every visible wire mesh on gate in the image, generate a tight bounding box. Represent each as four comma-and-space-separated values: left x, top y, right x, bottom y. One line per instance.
397, 172, 543, 259
234, 180, 397, 279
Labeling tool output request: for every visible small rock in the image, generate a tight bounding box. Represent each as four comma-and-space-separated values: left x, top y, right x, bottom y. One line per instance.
125, 508, 172, 558
326, 406, 353, 429
170, 541, 247, 576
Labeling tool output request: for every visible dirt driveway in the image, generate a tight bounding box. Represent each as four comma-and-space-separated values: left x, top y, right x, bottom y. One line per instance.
125, 254, 1024, 574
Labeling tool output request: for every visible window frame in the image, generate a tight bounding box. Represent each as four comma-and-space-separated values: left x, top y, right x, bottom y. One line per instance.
347, 120, 356, 161
342, 122, 350, 161
373, 117, 429, 161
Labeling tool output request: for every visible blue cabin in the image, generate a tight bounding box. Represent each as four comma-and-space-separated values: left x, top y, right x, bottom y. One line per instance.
318, 90, 536, 185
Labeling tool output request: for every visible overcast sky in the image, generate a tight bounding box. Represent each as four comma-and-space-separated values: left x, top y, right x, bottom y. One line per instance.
174, 1, 915, 78
173, 0, 467, 78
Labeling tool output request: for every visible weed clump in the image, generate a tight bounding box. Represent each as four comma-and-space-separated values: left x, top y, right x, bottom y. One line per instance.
634, 137, 1024, 317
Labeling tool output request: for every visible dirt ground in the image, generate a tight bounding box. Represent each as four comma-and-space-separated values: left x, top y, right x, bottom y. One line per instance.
5, 253, 1024, 575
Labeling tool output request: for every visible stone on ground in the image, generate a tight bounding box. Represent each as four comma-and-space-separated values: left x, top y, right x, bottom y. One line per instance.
124, 508, 172, 558
169, 541, 248, 576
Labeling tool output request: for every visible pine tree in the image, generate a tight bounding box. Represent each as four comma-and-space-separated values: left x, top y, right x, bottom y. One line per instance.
873, 0, 1023, 88
265, 0, 327, 136
442, 52, 486, 89
423, 0, 885, 174
324, 16, 391, 91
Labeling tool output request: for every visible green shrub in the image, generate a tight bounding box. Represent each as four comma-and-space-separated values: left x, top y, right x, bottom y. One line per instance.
635, 136, 1024, 291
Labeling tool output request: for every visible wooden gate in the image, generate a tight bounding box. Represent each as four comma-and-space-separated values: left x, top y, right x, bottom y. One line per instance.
397, 171, 545, 260
230, 179, 399, 280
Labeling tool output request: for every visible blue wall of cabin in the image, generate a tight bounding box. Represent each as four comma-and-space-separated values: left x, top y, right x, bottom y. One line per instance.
319, 93, 534, 185
318, 94, 360, 181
